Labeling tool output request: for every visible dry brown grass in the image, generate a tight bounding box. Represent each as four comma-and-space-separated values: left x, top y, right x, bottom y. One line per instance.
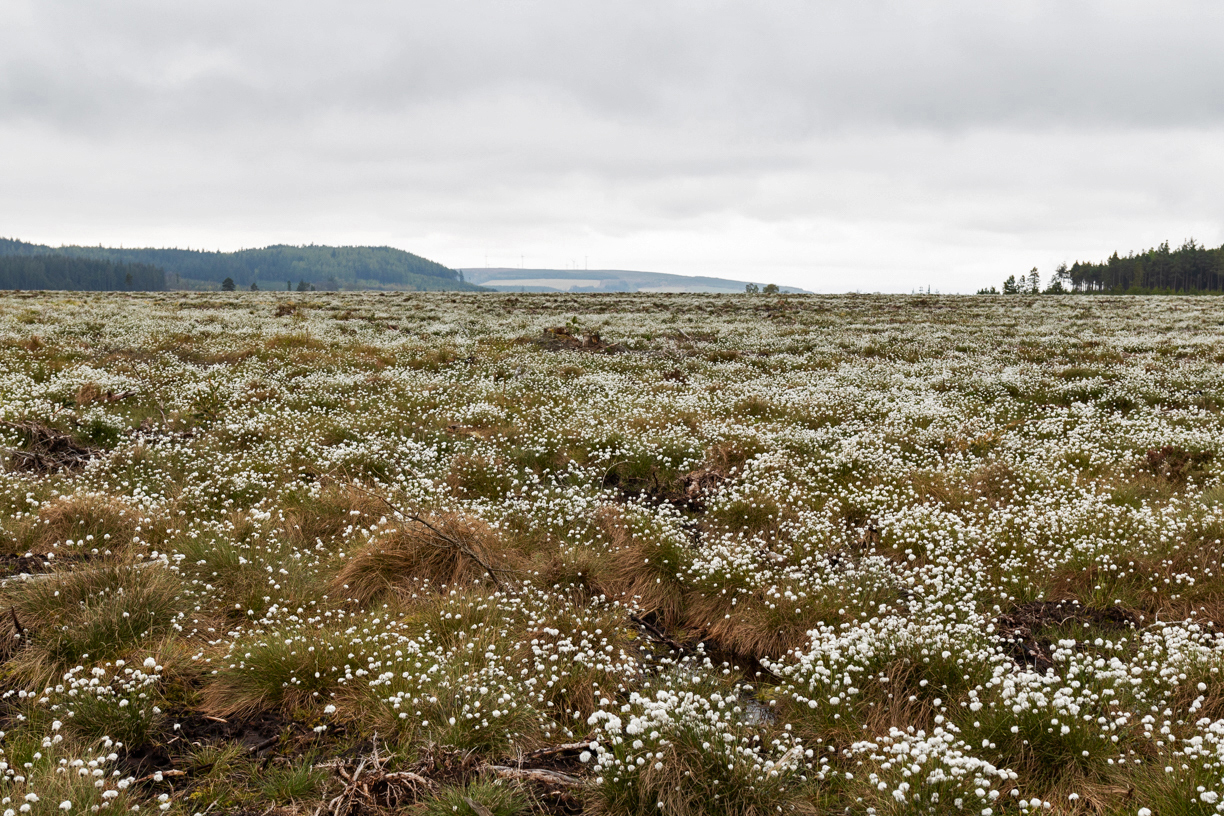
331, 511, 504, 604
4, 559, 185, 687
776, 656, 945, 754
683, 569, 875, 663
444, 453, 513, 500
684, 591, 814, 662
592, 507, 688, 628
525, 543, 607, 597
7, 492, 138, 555
1046, 528, 1224, 625
910, 461, 1017, 512
74, 382, 104, 407
702, 438, 763, 478
280, 481, 386, 549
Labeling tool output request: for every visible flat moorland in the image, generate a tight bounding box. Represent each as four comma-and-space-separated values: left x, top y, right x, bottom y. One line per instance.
0, 291, 1222, 816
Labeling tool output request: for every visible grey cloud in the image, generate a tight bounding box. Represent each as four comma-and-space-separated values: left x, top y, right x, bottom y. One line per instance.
6, 2, 1224, 134
1, 1, 1222, 292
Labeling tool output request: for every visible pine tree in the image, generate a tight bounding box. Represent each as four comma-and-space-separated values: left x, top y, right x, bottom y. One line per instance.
221, 277, 236, 291
1027, 268, 1040, 294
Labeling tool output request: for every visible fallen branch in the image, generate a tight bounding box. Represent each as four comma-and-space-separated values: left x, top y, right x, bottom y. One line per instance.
462, 798, 494, 816
133, 769, 186, 784
325, 736, 433, 816
486, 765, 586, 788
382, 771, 434, 787
247, 735, 279, 754
630, 614, 688, 654
4, 558, 158, 585
0, 419, 98, 473
522, 742, 590, 760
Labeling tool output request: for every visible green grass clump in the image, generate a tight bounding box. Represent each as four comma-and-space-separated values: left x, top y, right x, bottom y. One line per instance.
6, 561, 183, 684
416, 778, 530, 816
259, 756, 329, 803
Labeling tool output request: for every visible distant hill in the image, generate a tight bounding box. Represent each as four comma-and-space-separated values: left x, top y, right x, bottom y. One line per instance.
0, 254, 166, 292
461, 267, 808, 294
0, 239, 483, 292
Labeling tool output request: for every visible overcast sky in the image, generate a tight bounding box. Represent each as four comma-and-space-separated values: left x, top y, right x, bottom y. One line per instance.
2, 1, 1222, 292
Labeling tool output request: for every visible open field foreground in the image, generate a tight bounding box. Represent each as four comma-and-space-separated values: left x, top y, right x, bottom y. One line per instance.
2, 292, 1224, 816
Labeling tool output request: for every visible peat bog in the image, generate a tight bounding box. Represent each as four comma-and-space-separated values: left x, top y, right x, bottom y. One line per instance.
0, 291, 1222, 815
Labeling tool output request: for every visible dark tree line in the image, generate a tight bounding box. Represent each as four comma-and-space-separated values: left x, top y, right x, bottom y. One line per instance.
985, 240, 1224, 295
0, 238, 478, 291
979, 239, 1224, 293
1063, 240, 1224, 293
0, 254, 166, 291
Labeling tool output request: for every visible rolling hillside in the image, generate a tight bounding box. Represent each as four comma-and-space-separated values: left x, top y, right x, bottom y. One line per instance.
461, 267, 807, 293
0, 239, 483, 292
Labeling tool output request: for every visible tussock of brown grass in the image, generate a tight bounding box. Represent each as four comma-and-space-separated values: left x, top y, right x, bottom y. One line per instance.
264, 332, 325, 351
702, 438, 761, 479
74, 382, 104, 407
684, 575, 855, 662
684, 593, 812, 662
4, 559, 184, 687
332, 511, 502, 604
911, 461, 1017, 511
593, 507, 688, 628
779, 656, 944, 752
281, 481, 386, 548
10, 492, 137, 555
444, 453, 512, 500
527, 543, 607, 598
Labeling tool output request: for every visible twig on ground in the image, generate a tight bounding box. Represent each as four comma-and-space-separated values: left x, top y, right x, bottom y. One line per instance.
463, 798, 494, 816
247, 735, 279, 754
522, 742, 591, 761
486, 765, 586, 788
630, 613, 688, 654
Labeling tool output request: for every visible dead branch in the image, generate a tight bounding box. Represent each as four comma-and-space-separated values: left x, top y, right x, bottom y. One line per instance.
247, 735, 279, 754
382, 771, 434, 786
132, 769, 186, 784
324, 736, 433, 816
0, 419, 98, 473
486, 765, 586, 788
630, 613, 688, 654
522, 742, 591, 761
463, 798, 494, 816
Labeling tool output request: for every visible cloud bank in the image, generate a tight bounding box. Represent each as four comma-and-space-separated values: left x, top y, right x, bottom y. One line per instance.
2, 1, 1222, 291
